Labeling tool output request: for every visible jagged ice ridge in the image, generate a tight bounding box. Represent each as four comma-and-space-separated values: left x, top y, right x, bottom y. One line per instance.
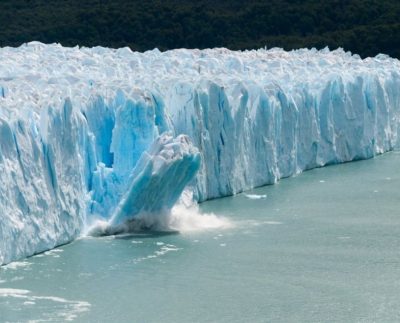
0, 42, 399, 264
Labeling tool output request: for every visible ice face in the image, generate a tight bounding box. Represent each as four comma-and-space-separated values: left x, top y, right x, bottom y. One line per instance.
0, 42, 400, 264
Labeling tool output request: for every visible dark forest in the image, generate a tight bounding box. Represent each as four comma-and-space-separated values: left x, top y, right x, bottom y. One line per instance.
1, 0, 399, 58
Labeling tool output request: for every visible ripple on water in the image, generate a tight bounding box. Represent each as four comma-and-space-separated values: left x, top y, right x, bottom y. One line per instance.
132, 244, 182, 264
0, 288, 90, 321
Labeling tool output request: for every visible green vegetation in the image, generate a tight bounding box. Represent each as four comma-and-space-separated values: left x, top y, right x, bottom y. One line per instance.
0, 0, 399, 58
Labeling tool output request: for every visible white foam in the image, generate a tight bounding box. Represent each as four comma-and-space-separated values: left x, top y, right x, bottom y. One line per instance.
0, 288, 30, 295
133, 244, 181, 263
3, 261, 31, 270
41, 249, 63, 259
263, 221, 283, 225
241, 219, 282, 227
154, 245, 180, 256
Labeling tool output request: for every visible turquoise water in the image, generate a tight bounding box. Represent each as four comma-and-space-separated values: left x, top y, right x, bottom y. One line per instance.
1, 152, 400, 322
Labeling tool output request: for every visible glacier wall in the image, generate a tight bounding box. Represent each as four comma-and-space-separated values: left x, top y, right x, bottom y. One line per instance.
1, 42, 400, 264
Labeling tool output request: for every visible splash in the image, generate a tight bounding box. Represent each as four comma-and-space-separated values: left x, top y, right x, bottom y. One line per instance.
167, 202, 233, 233
86, 190, 233, 236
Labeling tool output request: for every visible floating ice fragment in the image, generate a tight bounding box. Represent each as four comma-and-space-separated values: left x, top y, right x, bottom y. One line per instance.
245, 194, 267, 200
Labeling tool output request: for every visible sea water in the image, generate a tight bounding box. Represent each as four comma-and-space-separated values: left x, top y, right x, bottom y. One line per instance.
1, 152, 400, 322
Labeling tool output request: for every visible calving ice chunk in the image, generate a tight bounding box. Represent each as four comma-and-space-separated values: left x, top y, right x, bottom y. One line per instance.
0, 42, 399, 265
89, 133, 201, 235
110, 134, 200, 225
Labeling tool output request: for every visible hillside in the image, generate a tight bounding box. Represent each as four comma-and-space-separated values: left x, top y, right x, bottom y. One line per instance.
0, 0, 399, 58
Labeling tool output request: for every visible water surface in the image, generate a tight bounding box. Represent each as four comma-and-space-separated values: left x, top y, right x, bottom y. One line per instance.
1, 152, 400, 322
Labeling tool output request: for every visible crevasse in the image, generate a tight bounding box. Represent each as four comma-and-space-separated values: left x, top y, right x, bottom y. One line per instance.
0, 42, 399, 265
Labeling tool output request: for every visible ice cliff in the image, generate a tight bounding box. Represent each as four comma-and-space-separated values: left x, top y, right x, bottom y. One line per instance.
0, 42, 399, 264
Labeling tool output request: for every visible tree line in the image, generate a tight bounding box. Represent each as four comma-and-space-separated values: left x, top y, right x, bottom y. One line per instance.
0, 0, 399, 58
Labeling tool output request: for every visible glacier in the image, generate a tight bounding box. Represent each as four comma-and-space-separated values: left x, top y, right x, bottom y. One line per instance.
0, 42, 400, 265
